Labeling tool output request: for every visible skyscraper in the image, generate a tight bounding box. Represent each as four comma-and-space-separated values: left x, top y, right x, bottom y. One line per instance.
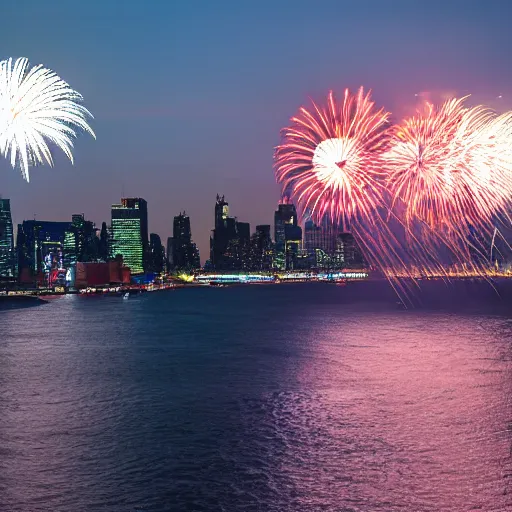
211, 195, 232, 269
63, 227, 78, 270
172, 212, 200, 271
284, 224, 302, 270
71, 213, 99, 262
166, 237, 174, 270
335, 232, 364, 268
98, 222, 110, 262
210, 195, 250, 270
110, 198, 148, 274
236, 222, 250, 245
234, 221, 251, 269
149, 233, 165, 274
274, 197, 299, 270
304, 217, 342, 269
0, 199, 15, 279
215, 194, 229, 230
250, 225, 273, 270
72, 214, 86, 257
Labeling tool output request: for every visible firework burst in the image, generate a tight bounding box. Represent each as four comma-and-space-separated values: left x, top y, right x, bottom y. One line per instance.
384, 96, 512, 267
0, 57, 95, 181
274, 88, 415, 294
275, 87, 390, 230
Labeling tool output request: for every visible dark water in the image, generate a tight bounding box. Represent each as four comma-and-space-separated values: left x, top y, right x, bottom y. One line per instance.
1, 281, 512, 511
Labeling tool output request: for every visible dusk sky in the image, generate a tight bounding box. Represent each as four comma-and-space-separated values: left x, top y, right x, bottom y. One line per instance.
1, 0, 511, 260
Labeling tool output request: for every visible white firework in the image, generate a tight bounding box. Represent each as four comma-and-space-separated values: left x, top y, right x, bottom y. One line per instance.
0, 57, 95, 181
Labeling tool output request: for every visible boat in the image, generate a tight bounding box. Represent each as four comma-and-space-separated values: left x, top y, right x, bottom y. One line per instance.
123, 292, 130, 300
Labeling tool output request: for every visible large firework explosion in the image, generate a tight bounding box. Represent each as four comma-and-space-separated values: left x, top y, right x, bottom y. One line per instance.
384, 96, 512, 269
0, 57, 95, 181
275, 88, 390, 230
274, 87, 413, 291
275, 89, 512, 281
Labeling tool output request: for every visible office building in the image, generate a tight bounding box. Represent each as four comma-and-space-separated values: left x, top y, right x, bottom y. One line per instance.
274, 198, 300, 270
304, 217, 342, 269
166, 237, 174, 270
0, 199, 15, 279
210, 195, 231, 269
98, 222, 110, 262
110, 198, 148, 274
335, 232, 364, 268
250, 224, 273, 270
171, 212, 200, 271
284, 224, 302, 270
210, 195, 251, 270
16, 220, 72, 278
71, 213, 99, 262
149, 233, 165, 274
63, 228, 78, 269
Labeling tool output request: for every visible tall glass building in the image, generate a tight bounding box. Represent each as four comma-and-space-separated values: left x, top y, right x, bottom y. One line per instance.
274, 197, 299, 270
110, 198, 148, 275
0, 199, 15, 278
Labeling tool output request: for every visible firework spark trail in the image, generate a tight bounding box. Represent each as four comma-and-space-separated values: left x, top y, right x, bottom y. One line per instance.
384, 96, 512, 274
274, 87, 416, 299
0, 57, 95, 181
276, 88, 512, 292
275, 88, 390, 230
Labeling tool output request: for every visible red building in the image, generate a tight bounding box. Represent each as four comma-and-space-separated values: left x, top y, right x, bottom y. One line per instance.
75, 261, 131, 289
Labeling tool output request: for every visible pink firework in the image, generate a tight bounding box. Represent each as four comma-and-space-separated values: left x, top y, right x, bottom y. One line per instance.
274, 88, 414, 291
385, 96, 512, 266
274, 87, 391, 230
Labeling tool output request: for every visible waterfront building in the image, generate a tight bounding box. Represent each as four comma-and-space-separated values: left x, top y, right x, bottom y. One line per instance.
210, 195, 248, 271
75, 260, 131, 289
235, 221, 251, 270
304, 218, 341, 269
172, 212, 200, 271
63, 228, 78, 269
98, 222, 110, 262
249, 224, 273, 270
149, 233, 165, 274
335, 232, 364, 268
284, 224, 302, 270
305, 219, 336, 258
303, 217, 364, 269
166, 237, 174, 270
190, 243, 200, 269
0, 199, 15, 279
72, 214, 86, 257
210, 195, 231, 269
274, 198, 300, 270
110, 198, 148, 274
16, 220, 72, 279
71, 213, 99, 262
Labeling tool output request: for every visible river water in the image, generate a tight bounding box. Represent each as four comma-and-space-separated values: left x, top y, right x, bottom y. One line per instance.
1, 281, 511, 511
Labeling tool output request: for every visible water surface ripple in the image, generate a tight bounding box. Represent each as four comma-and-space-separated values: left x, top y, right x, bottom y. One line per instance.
0, 281, 511, 511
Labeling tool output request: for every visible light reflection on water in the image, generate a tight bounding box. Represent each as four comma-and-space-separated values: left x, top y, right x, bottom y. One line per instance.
0, 282, 511, 511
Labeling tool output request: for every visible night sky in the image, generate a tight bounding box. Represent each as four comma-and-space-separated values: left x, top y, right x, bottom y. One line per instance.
1, 0, 511, 261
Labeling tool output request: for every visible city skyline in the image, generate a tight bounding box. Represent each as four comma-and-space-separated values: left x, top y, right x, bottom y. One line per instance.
2, 1, 512, 261
3, 192, 372, 284
4, 193, 308, 266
